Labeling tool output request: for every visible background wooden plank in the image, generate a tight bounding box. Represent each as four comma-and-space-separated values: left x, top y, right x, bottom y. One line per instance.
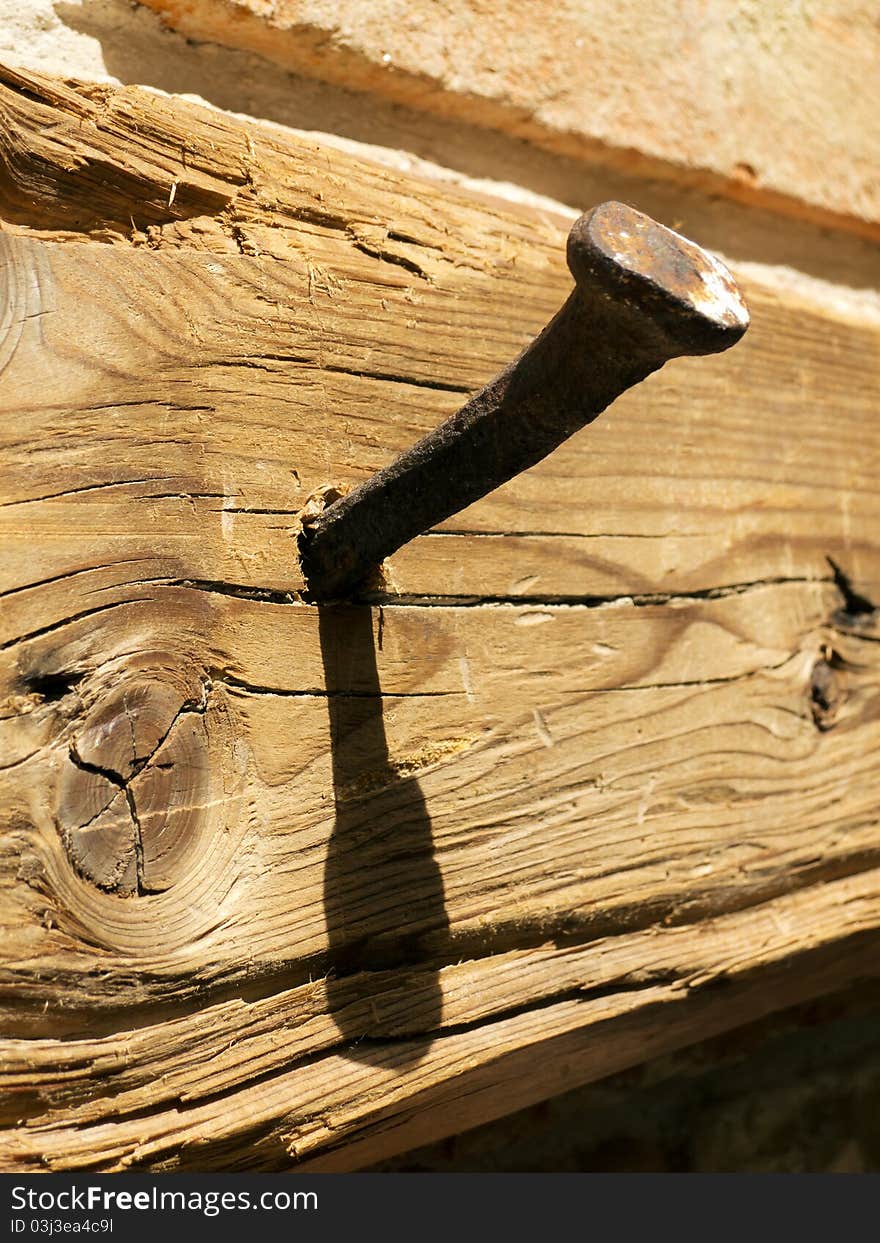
137, 0, 880, 237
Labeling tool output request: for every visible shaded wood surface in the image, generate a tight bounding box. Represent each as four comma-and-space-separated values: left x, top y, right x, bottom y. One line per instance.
1, 66, 879, 1171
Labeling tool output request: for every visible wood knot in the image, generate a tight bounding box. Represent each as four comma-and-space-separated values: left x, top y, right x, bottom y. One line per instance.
56, 661, 210, 894
810, 649, 846, 732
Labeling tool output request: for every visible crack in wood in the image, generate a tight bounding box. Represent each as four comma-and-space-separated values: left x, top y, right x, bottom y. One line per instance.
0, 602, 148, 652
0, 480, 180, 508
217, 672, 459, 700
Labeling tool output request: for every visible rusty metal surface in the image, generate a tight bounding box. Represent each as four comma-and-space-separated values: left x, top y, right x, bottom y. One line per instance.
300, 202, 749, 601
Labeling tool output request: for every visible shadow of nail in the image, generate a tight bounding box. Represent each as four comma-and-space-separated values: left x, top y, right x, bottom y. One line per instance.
318, 603, 448, 1066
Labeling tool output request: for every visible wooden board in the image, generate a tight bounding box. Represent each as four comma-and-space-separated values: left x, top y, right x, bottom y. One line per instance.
1, 65, 879, 1171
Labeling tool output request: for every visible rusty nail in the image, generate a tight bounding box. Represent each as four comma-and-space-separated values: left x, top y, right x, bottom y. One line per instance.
300, 201, 749, 600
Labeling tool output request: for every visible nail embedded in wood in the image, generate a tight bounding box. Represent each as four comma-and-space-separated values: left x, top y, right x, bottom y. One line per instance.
299, 200, 749, 600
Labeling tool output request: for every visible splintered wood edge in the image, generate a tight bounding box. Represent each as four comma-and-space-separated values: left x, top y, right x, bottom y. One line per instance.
4, 866, 880, 1171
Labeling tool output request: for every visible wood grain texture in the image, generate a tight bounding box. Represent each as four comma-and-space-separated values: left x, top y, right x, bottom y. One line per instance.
1, 65, 879, 1171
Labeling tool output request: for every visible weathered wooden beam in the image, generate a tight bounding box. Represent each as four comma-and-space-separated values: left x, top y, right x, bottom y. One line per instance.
1, 65, 879, 1171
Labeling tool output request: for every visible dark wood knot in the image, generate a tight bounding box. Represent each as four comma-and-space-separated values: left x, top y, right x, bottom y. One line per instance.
56, 660, 210, 895
810, 651, 846, 732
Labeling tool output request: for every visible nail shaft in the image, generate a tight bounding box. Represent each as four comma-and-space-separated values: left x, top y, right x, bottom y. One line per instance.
300, 202, 748, 600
